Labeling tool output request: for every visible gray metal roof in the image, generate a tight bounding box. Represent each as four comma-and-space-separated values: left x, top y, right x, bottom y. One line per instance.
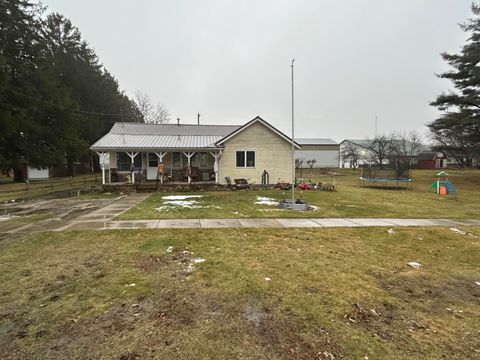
91, 122, 241, 151
342, 139, 372, 147
296, 138, 338, 145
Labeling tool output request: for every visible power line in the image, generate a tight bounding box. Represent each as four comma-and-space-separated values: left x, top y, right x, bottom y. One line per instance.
10, 89, 122, 117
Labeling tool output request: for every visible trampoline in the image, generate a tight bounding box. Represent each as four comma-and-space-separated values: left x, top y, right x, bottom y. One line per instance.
359, 165, 413, 189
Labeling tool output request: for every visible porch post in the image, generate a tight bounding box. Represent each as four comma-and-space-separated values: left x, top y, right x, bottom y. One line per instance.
209, 150, 222, 183
96, 152, 108, 185
183, 152, 196, 184
126, 152, 139, 184
154, 151, 167, 184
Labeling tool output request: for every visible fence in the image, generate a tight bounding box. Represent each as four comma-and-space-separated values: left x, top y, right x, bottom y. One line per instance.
0, 174, 101, 200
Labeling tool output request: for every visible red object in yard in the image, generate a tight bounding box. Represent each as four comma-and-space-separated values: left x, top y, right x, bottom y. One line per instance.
298, 182, 312, 190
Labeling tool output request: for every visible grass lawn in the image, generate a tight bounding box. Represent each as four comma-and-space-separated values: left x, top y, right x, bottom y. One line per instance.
0, 227, 479, 359
118, 169, 480, 220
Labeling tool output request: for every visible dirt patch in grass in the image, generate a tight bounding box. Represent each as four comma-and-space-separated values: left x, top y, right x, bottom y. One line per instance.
373, 272, 480, 311
246, 305, 342, 360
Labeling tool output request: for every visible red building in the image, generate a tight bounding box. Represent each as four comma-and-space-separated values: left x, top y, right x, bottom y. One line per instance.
416, 151, 448, 169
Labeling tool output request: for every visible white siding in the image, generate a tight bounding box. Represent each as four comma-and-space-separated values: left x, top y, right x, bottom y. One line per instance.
296, 150, 339, 168
27, 166, 49, 180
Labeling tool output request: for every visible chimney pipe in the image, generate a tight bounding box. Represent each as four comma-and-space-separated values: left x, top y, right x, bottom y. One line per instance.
177, 118, 180, 126
197, 113, 200, 125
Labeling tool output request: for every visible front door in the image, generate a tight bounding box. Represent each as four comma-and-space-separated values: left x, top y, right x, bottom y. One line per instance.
147, 153, 159, 180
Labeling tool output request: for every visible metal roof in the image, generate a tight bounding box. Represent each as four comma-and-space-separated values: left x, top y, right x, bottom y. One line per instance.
296, 138, 338, 145
91, 122, 241, 151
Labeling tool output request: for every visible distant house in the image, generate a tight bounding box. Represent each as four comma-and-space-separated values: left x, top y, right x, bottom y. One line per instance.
90, 116, 300, 185
26, 166, 49, 180
416, 151, 448, 169
295, 138, 340, 168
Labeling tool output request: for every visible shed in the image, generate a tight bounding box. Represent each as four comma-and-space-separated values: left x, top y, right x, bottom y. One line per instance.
416, 151, 448, 169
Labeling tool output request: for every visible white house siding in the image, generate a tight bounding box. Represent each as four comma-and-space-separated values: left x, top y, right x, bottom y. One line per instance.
218, 122, 293, 185
296, 147, 339, 168
27, 166, 49, 180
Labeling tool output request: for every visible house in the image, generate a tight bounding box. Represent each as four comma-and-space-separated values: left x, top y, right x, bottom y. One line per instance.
90, 116, 300, 185
295, 138, 340, 168
416, 151, 448, 169
26, 166, 49, 180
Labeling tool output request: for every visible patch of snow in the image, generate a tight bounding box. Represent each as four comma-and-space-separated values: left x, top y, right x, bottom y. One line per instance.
264, 277, 271, 281
161, 195, 204, 200
475, 281, 480, 286
450, 227, 477, 237
450, 227, 467, 235
125, 283, 136, 287
254, 196, 279, 206
193, 258, 205, 264
387, 229, 395, 234
309, 205, 319, 211
166, 246, 174, 253
407, 261, 423, 269
0, 214, 18, 222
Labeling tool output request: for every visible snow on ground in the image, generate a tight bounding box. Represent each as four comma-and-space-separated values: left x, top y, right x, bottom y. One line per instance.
155, 195, 221, 212
0, 215, 19, 222
254, 196, 279, 206
161, 195, 204, 200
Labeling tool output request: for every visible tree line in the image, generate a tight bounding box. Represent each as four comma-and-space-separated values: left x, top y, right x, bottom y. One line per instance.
0, 1, 170, 181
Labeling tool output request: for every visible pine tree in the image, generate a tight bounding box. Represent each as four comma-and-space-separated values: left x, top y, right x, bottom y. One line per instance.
429, 4, 480, 167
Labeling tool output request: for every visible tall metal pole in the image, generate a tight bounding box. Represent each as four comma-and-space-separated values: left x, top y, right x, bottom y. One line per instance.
291, 59, 295, 202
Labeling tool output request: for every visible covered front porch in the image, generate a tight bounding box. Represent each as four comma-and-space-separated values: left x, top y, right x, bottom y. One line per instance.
96, 150, 222, 185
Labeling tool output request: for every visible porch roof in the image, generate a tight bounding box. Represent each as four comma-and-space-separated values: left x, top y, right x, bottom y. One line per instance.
90, 122, 241, 151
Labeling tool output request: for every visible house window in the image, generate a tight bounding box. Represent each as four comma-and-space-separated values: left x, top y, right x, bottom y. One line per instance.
148, 153, 158, 167
192, 153, 208, 168
173, 152, 183, 168
117, 152, 142, 171
236, 151, 255, 167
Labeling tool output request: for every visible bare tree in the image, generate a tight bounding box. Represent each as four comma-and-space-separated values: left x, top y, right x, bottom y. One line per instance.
341, 142, 360, 168
306, 159, 317, 169
134, 91, 171, 124
366, 135, 394, 168
391, 131, 424, 167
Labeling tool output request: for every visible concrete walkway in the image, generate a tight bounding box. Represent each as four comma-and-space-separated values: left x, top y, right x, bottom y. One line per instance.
55, 217, 480, 231
4, 192, 479, 233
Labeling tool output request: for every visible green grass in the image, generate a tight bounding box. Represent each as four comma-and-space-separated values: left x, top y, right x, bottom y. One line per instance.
0, 227, 479, 359
118, 169, 480, 220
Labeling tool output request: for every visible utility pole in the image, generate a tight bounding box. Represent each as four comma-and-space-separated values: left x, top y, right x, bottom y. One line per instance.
291, 59, 295, 202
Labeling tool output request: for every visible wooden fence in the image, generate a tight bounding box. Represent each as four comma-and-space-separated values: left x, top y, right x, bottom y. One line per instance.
0, 174, 101, 200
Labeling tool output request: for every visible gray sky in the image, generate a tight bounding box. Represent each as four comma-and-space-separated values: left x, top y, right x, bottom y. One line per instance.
42, 0, 472, 141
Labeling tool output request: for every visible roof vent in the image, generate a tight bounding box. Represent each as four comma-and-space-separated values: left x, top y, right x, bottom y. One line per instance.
177, 118, 180, 126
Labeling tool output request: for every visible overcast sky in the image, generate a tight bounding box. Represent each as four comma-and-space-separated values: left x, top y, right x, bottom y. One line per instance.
42, 0, 472, 142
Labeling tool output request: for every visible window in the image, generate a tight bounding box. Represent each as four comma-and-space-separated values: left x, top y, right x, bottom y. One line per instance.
117, 152, 142, 171
173, 152, 183, 168
148, 153, 158, 167
236, 151, 255, 167
192, 153, 208, 168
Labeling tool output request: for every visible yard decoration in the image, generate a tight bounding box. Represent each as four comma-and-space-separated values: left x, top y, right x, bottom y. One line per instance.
430, 171, 457, 195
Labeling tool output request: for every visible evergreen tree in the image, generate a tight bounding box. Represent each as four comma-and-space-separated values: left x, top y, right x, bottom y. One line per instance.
0, 2, 142, 179
429, 4, 480, 167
